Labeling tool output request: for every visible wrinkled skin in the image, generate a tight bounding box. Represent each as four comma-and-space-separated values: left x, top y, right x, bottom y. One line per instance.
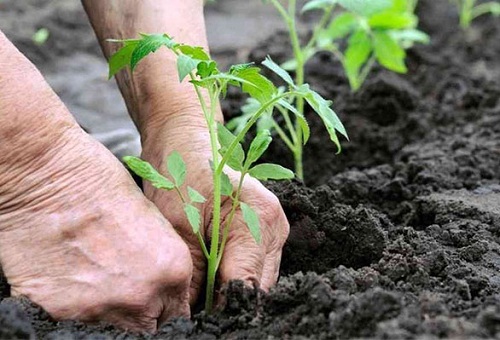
0, 33, 191, 332
0, 13, 290, 331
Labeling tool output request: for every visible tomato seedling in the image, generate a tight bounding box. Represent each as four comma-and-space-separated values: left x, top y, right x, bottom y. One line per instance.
450, 0, 500, 28
108, 33, 346, 312
273, 0, 429, 91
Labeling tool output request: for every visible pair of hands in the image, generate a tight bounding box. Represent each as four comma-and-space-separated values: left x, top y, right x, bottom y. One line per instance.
0, 106, 289, 333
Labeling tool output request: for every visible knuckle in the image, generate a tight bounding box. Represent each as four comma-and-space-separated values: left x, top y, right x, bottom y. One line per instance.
258, 193, 290, 247
152, 241, 193, 291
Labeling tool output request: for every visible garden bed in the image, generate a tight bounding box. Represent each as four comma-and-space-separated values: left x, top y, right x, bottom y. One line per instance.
1, 0, 500, 338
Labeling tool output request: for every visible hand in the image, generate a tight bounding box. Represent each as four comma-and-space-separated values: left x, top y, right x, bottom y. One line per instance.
141, 117, 290, 305
0, 125, 193, 332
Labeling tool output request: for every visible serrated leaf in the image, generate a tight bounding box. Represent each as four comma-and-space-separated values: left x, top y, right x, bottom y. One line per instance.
108, 40, 140, 78
177, 45, 211, 60
373, 31, 407, 73
262, 56, 295, 86
296, 85, 347, 152
184, 204, 201, 233
232, 66, 277, 104
249, 163, 295, 181
221, 172, 234, 196
229, 62, 255, 74
177, 54, 201, 82
344, 29, 373, 90
123, 156, 175, 190
246, 130, 272, 166
368, 11, 417, 29
302, 0, 336, 13
217, 123, 245, 171
337, 0, 392, 16
167, 151, 187, 187
131, 34, 176, 70
197, 60, 218, 78
240, 202, 262, 244
188, 187, 206, 203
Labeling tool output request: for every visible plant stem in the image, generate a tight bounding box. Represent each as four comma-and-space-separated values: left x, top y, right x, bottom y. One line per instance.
278, 106, 298, 144
272, 120, 296, 152
287, 0, 305, 180
304, 4, 335, 52
269, 0, 305, 179
216, 171, 246, 267
460, 0, 476, 28
205, 86, 223, 313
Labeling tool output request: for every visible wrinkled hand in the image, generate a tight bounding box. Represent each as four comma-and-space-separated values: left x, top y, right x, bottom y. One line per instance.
142, 121, 290, 304
0, 127, 193, 332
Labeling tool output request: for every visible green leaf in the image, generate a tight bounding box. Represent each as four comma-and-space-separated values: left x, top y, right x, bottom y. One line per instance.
246, 130, 272, 166
229, 62, 255, 74
368, 11, 417, 29
240, 202, 262, 244
231, 66, 277, 104
221, 172, 234, 196
123, 156, 175, 190
344, 29, 372, 90
217, 123, 245, 171
324, 13, 358, 41
373, 31, 407, 73
296, 85, 347, 152
249, 163, 295, 181
108, 40, 139, 78
337, 0, 392, 16
262, 56, 295, 86
389, 29, 430, 48
196, 60, 218, 78
131, 34, 176, 70
167, 151, 187, 187
177, 54, 201, 82
177, 45, 211, 60
302, 0, 336, 13
184, 204, 202, 233
188, 187, 206, 203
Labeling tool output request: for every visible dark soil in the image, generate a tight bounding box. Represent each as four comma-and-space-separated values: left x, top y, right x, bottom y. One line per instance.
2, 0, 500, 339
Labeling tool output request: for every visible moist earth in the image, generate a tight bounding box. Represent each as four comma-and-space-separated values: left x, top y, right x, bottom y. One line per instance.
2, 0, 500, 339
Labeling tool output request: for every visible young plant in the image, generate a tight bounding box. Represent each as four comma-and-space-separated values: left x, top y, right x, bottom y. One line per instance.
108, 33, 346, 312
228, 0, 424, 179
450, 0, 500, 29
275, 0, 429, 91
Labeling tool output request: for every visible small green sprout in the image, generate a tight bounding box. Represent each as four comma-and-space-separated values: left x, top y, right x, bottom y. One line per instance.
450, 0, 500, 29
32, 28, 50, 46
108, 33, 346, 312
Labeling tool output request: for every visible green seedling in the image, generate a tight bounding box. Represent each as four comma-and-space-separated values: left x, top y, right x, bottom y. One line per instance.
108, 33, 346, 312
275, 0, 429, 91
229, 0, 424, 179
450, 0, 500, 28
32, 28, 50, 46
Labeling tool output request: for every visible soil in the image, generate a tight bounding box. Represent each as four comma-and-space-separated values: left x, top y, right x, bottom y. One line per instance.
2, 0, 500, 339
